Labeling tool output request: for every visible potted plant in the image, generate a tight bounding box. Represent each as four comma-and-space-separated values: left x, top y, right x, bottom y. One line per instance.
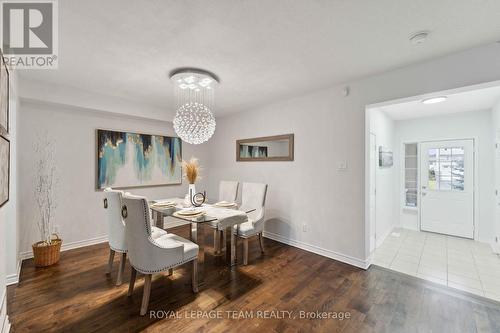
182, 157, 200, 206
32, 134, 61, 267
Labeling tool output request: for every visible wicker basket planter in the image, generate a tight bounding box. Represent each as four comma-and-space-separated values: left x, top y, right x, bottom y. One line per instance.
32, 234, 62, 267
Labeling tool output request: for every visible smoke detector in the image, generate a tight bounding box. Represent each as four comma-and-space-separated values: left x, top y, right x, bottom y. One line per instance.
409, 31, 430, 45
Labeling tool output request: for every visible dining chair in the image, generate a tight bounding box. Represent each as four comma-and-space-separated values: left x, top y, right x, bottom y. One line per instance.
234, 182, 268, 265
210, 181, 239, 254
219, 180, 239, 202
103, 188, 168, 285
122, 193, 199, 315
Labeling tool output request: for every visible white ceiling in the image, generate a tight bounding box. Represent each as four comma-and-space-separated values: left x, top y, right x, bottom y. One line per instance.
378, 84, 500, 120
19, 0, 500, 116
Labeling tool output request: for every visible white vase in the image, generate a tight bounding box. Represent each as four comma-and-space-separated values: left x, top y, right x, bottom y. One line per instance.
187, 183, 196, 206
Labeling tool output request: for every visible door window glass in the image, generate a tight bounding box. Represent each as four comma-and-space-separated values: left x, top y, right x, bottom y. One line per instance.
451, 147, 465, 190
428, 160, 437, 190
428, 147, 464, 191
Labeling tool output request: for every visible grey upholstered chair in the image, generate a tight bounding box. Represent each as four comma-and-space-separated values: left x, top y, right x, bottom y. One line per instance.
103, 188, 167, 285
234, 182, 268, 265
122, 193, 199, 316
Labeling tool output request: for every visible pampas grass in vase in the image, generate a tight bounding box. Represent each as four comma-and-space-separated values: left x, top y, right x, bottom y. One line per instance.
182, 157, 201, 206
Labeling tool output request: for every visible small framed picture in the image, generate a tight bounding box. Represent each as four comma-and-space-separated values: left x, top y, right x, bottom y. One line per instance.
379, 146, 393, 167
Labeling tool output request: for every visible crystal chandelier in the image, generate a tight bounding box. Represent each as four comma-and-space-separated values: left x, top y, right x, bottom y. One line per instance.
170, 69, 218, 144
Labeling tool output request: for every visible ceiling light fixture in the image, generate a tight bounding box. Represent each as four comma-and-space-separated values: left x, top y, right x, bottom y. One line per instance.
421, 96, 447, 104
409, 31, 430, 45
170, 69, 219, 144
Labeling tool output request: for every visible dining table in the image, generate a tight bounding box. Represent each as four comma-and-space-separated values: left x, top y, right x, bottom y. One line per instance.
149, 198, 255, 285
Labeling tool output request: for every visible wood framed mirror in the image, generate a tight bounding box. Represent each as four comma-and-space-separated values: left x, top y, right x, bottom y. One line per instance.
236, 134, 294, 161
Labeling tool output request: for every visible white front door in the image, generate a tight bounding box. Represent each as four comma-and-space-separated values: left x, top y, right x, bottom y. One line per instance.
369, 133, 377, 252
420, 139, 474, 238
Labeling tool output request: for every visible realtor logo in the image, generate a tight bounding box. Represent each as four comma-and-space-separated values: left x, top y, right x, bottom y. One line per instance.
1, 0, 58, 69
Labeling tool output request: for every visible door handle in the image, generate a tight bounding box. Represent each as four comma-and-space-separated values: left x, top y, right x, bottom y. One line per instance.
422, 192, 427, 196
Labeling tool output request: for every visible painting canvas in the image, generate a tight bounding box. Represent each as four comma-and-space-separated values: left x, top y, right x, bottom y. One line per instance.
240, 145, 268, 158
0, 135, 9, 207
0, 51, 8, 134
379, 146, 393, 167
97, 129, 182, 189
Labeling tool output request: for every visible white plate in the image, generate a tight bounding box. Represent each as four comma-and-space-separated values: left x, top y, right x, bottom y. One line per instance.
151, 201, 176, 207
214, 201, 236, 207
174, 211, 205, 219
176, 209, 203, 216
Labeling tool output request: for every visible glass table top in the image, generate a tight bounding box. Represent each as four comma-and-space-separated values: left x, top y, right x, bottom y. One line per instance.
149, 198, 255, 223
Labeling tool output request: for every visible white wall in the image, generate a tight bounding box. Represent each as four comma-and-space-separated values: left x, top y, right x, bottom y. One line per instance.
5, 77, 19, 285
208, 92, 369, 266
17, 100, 210, 256
207, 43, 500, 266
11, 43, 500, 272
0, 71, 18, 332
394, 110, 494, 242
369, 110, 395, 246
0, 206, 7, 333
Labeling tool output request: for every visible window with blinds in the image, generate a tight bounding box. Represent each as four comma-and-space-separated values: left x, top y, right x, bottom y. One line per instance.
404, 143, 418, 208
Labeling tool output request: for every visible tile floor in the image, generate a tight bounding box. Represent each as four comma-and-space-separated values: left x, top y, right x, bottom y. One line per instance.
373, 228, 500, 302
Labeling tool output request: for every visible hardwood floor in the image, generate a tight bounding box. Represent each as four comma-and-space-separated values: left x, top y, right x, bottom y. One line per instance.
7, 225, 500, 332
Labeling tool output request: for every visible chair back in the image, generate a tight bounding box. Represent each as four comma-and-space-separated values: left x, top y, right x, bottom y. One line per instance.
241, 182, 268, 225
121, 194, 154, 266
219, 181, 239, 202
122, 193, 185, 273
103, 188, 127, 252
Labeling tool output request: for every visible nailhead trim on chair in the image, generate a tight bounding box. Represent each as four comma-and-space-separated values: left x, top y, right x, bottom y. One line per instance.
131, 255, 198, 274
126, 199, 197, 275
109, 244, 127, 253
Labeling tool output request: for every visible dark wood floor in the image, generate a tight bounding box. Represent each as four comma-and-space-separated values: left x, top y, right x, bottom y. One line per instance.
7, 225, 500, 333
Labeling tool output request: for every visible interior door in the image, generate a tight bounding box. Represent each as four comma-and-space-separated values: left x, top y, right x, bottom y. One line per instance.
495, 131, 500, 242
420, 139, 474, 238
369, 133, 377, 252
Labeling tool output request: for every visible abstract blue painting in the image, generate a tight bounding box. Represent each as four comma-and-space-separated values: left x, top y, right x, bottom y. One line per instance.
97, 129, 182, 189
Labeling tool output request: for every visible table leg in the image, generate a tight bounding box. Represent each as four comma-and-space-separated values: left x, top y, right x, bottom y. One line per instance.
225, 226, 237, 266
154, 211, 163, 228
190, 222, 205, 285
214, 229, 220, 255
220, 229, 226, 253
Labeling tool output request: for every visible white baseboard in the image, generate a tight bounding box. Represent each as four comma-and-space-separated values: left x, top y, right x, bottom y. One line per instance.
491, 241, 500, 255
19, 235, 108, 261
375, 224, 397, 248
6, 235, 110, 286
1, 318, 9, 333
4, 275, 17, 286
263, 231, 369, 269
6, 260, 22, 286
1, 288, 11, 333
